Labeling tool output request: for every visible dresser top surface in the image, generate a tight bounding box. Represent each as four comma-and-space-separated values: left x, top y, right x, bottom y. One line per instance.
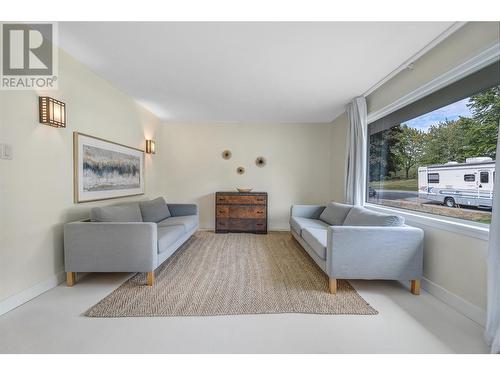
216, 191, 267, 195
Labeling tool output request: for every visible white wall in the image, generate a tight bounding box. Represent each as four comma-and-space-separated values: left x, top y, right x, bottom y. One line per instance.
0, 50, 162, 303
330, 22, 497, 319
158, 123, 332, 230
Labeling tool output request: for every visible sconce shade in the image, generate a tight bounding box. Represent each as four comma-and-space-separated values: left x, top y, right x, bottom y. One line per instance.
145, 139, 156, 154
39, 96, 66, 128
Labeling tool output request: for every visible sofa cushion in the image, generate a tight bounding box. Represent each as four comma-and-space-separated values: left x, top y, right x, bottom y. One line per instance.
90, 204, 143, 222
157, 225, 185, 253
157, 215, 198, 232
301, 228, 327, 260
343, 206, 405, 227
290, 217, 328, 235
319, 202, 352, 225
139, 197, 171, 223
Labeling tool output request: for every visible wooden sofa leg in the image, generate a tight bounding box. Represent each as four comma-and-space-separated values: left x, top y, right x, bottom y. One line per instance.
329, 278, 337, 294
411, 279, 421, 295
66, 272, 76, 287
147, 271, 154, 286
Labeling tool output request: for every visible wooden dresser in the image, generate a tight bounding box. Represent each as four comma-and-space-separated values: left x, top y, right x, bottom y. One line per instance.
215, 192, 268, 234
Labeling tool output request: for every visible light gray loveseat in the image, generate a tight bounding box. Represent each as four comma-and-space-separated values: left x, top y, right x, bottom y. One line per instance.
290, 202, 423, 295
64, 197, 198, 286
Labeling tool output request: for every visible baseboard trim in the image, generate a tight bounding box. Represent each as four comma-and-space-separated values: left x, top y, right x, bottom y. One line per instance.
0, 271, 65, 316
421, 277, 486, 327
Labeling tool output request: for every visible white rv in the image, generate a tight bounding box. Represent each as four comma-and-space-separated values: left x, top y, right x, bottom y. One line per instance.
418, 157, 495, 208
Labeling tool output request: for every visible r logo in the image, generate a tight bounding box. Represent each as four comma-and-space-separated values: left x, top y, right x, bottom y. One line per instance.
2, 24, 53, 75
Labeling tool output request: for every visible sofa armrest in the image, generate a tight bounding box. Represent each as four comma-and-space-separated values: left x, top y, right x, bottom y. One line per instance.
167, 203, 198, 217
64, 222, 158, 272
290, 205, 325, 219
326, 225, 424, 280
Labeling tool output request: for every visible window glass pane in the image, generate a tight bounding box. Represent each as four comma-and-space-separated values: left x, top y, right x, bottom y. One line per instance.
428, 173, 440, 183
368, 85, 498, 226
480, 172, 489, 183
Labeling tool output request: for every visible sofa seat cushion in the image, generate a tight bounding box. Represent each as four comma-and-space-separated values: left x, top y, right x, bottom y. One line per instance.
319, 202, 353, 225
157, 225, 185, 253
301, 228, 327, 260
343, 206, 405, 227
158, 215, 198, 232
290, 217, 328, 235
90, 203, 143, 222
139, 197, 171, 223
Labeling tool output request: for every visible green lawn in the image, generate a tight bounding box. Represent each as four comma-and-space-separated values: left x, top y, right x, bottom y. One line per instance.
476, 217, 492, 224
370, 179, 418, 191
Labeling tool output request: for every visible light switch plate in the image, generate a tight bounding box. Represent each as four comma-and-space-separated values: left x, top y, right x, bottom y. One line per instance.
0, 143, 13, 160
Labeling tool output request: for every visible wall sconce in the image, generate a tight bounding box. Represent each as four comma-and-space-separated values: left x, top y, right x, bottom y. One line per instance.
39, 96, 66, 128
145, 140, 156, 154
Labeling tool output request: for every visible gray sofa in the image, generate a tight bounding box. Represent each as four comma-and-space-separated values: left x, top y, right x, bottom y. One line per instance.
290, 202, 424, 295
64, 197, 198, 286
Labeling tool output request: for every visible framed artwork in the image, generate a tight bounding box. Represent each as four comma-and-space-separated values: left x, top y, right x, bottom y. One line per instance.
73, 132, 145, 203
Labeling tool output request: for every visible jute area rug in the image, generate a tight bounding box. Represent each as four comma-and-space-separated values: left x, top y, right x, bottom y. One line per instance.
85, 231, 377, 317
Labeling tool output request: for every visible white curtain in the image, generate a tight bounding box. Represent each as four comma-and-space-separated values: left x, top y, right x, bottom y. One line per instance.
486, 133, 500, 354
345, 96, 368, 206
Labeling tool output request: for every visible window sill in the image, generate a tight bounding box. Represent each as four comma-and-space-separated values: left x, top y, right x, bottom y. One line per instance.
364, 203, 490, 241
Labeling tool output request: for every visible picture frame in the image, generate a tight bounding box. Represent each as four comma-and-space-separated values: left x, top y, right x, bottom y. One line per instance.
73, 132, 145, 203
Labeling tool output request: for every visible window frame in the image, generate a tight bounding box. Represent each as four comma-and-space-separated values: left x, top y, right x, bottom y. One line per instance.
365, 59, 499, 234
364, 202, 489, 241
464, 174, 476, 182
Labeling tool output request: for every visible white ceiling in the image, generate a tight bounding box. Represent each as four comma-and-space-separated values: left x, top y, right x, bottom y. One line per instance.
59, 22, 455, 123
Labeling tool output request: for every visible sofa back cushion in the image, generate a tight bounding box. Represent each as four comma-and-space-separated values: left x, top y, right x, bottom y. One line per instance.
319, 202, 352, 225
90, 203, 143, 222
343, 206, 404, 227
139, 197, 171, 222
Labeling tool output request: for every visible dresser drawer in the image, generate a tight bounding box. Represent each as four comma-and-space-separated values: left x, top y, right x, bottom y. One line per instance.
254, 220, 267, 233
216, 219, 229, 231
216, 205, 229, 218
227, 219, 266, 232
229, 205, 266, 219
216, 194, 267, 205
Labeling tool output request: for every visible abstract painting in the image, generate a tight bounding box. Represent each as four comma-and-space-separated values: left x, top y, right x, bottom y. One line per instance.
74, 132, 145, 203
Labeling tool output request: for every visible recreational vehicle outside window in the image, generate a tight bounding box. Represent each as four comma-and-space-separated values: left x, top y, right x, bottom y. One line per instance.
367, 62, 499, 226
428, 173, 439, 183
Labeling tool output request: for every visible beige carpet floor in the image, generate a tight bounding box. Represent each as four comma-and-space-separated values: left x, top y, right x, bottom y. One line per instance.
85, 231, 377, 317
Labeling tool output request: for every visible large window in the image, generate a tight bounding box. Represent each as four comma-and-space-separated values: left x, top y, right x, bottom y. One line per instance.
367, 63, 499, 225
